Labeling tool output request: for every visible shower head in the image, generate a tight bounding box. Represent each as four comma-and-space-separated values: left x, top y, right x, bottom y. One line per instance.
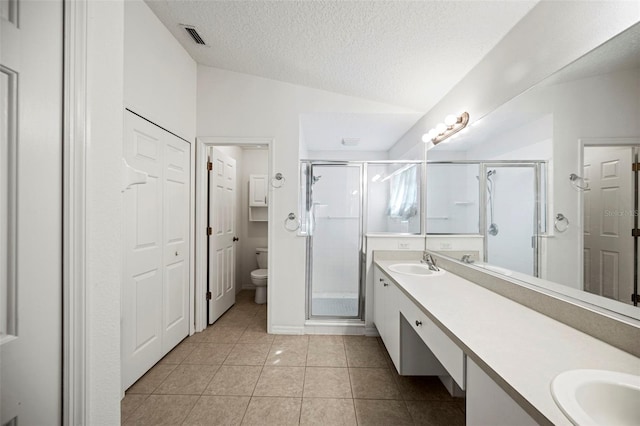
487, 169, 496, 178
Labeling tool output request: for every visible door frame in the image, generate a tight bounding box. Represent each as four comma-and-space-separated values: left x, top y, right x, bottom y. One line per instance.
304, 161, 365, 320
63, 0, 89, 423
579, 137, 640, 301
195, 137, 274, 332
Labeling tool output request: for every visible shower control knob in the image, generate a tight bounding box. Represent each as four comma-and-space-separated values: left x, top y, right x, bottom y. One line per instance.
415, 320, 422, 327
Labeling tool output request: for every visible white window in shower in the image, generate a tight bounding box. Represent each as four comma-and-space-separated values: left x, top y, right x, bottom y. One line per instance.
367, 163, 422, 234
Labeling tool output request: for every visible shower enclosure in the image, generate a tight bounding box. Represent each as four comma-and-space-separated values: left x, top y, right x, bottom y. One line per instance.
301, 160, 423, 320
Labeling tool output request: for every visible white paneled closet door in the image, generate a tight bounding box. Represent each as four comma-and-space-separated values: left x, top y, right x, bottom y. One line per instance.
162, 134, 191, 352
122, 111, 190, 391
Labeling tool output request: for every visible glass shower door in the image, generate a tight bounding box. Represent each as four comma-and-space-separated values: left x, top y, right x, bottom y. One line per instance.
484, 164, 539, 276
308, 164, 362, 318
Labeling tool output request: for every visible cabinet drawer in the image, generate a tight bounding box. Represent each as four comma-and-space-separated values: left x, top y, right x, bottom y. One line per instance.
400, 298, 465, 390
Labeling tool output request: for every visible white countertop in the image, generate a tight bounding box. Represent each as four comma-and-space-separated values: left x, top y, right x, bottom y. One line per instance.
375, 259, 640, 425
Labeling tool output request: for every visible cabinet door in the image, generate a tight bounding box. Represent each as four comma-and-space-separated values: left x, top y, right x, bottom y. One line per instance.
249, 174, 268, 206
466, 358, 537, 425
374, 266, 401, 370
385, 280, 401, 371
373, 267, 387, 340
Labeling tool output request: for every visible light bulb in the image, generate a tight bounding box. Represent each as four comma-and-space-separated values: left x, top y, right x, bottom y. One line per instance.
444, 115, 457, 126
428, 129, 439, 140
421, 133, 430, 143
436, 123, 447, 134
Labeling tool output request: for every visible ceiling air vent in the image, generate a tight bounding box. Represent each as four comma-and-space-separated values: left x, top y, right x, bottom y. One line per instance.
181, 25, 206, 45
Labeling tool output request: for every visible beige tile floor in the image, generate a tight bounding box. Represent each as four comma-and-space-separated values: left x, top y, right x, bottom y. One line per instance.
122, 290, 466, 425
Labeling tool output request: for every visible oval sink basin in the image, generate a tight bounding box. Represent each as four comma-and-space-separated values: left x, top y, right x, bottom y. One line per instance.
551, 369, 640, 426
388, 263, 445, 277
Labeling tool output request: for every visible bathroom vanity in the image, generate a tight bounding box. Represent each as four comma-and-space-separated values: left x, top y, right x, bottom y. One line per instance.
373, 251, 640, 426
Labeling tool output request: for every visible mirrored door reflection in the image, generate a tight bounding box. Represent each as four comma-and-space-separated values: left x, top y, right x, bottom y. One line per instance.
308, 164, 362, 318
484, 164, 539, 276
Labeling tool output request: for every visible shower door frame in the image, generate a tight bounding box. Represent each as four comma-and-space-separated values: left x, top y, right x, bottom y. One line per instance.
481, 162, 543, 277
304, 161, 365, 320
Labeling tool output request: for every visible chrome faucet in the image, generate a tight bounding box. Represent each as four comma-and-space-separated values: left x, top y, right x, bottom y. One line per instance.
461, 254, 475, 264
421, 252, 439, 271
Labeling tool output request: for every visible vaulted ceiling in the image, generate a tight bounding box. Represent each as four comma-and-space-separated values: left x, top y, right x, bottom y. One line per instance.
146, 0, 538, 112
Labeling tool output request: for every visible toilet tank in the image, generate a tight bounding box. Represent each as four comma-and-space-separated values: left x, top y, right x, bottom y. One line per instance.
256, 247, 268, 269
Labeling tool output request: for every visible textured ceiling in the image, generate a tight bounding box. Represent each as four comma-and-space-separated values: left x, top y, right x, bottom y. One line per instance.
145, 0, 538, 111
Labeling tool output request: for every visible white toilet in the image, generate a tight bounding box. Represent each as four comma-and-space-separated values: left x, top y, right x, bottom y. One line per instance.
250, 247, 268, 304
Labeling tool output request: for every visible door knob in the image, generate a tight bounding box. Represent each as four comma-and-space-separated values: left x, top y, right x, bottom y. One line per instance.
233, 237, 239, 242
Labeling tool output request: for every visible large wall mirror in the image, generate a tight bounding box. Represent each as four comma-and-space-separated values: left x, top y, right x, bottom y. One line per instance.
426, 22, 640, 321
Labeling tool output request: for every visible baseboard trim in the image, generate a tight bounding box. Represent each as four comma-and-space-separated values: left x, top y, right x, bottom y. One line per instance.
270, 325, 305, 335
364, 326, 380, 337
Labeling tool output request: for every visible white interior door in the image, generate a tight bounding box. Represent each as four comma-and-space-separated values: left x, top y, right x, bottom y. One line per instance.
583, 146, 634, 303
123, 114, 164, 390
123, 111, 190, 390
162, 135, 191, 352
208, 148, 237, 324
1, 1, 63, 424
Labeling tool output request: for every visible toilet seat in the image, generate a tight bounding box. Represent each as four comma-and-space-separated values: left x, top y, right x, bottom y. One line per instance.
250, 269, 267, 279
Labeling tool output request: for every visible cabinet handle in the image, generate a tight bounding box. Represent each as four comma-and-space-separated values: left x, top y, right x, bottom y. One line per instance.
379, 278, 384, 282
383, 283, 389, 287
415, 320, 422, 326
264, 196, 267, 204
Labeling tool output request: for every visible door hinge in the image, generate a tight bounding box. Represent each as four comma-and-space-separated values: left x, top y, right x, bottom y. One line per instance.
632, 162, 640, 172
207, 161, 213, 171
206, 291, 212, 300
632, 228, 640, 238
207, 227, 212, 235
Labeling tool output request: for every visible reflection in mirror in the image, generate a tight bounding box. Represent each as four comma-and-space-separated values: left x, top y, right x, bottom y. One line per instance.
426, 22, 640, 320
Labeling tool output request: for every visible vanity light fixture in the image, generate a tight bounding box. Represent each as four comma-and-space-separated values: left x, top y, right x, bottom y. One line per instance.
422, 112, 470, 145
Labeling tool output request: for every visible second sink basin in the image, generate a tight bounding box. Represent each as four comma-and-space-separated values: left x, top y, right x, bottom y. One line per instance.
389, 263, 445, 277
551, 369, 640, 426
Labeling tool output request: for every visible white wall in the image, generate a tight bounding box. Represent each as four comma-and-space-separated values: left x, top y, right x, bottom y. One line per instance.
391, 1, 640, 160
124, 0, 197, 141
86, 1, 124, 424
197, 66, 417, 332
